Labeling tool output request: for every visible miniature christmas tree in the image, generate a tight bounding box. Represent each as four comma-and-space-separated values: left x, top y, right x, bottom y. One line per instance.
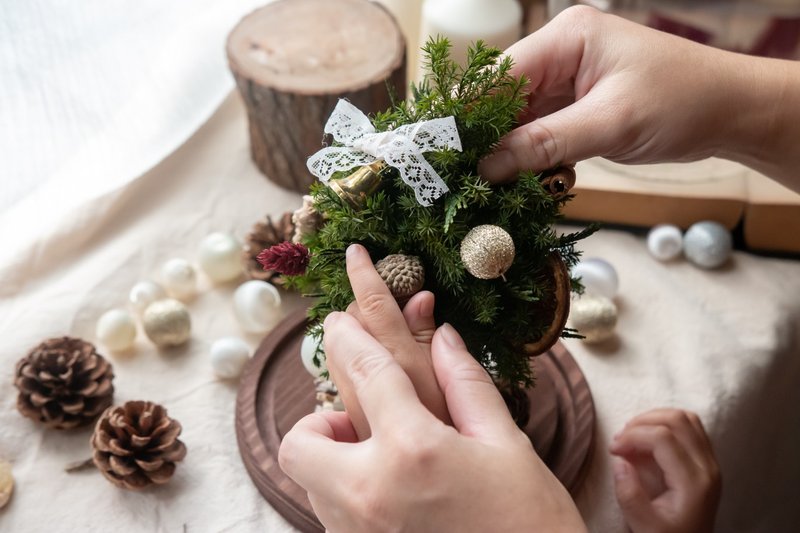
265, 38, 594, 393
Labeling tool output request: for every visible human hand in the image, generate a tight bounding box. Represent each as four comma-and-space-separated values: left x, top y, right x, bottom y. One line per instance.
278, 247, 587, 532
478, 5, 750, 182
610, 408, 721, 533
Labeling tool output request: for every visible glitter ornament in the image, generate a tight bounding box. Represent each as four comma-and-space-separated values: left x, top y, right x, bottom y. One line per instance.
129, 281, 166, 315
0, 459, 12, 509
233, 280, 282, 334
198, 232, 243, 283
647, 224, 683, 261
95, 309, 137, 352
142, 299, 191, 348
572, 258, 619, 299
210, 337, 251, 379
460, 225, 515, 279
300, 333, 327, 378
568, 295, 618, 343
161, 258, 197, 300
684, 221, 733, 269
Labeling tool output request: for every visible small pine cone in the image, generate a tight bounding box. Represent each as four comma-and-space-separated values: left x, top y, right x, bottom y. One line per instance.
243, 212, 295, 283
292, 195, 324, 243
92, 401, 187, 490
374, 254, 425, 304
15, 337, 114, 430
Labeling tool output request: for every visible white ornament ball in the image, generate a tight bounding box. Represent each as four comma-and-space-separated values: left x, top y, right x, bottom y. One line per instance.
198, 232, 243, 283
142, 298, 191, 347
572, 258, 619, 299
128, 280, 167, 315
568, 294, 618, 343
301, 333, 327, 378
161, 258, 197, 300
95, 309, 137, 351
684, 221, 733, 269
233, 280, 282, 334
647, 224, 683, 261
210, 337, 251, 379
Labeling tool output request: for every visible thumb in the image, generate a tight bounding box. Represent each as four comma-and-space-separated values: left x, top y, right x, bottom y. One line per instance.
431, 323, 518, 439
613, 458, 661, 532
478, 91, 616, 183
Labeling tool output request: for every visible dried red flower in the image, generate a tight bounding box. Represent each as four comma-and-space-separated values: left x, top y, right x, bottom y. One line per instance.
257, 241, 310, 276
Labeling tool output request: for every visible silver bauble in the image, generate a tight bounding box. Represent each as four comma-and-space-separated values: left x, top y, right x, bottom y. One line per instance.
683, 221, 732, 269
568, 294, 618, 343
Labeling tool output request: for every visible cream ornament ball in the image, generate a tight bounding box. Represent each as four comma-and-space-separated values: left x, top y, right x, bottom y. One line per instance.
568, 294, 618, 343
647, 224, 683, 262
571, 258, 619, 299
142, 299, 191, 348
161, 258, 197, 300
460, 225, 516, 280
300, 333, 327, 378
95, 309, 137, 351
684, 221, 732, 269
198, 232, 243, 283
129, 281, 167, 315
233, 280, 282, 334
210, 337, 251, 379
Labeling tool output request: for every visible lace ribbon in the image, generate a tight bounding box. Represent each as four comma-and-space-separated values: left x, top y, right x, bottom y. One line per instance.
306, 99, 462, 206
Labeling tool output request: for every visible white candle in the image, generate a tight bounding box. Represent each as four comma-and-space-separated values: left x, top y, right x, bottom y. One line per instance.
417, 0, 522, 82
372, 0, 424, 87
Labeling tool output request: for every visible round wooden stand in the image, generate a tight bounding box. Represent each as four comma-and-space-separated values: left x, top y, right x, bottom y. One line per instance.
236, 309, 595, 532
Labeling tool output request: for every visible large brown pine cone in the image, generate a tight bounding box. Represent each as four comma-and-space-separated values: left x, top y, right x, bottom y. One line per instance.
15, 337, 114, 430
243, 212, 295, 283
374, 254, 425, 304
92, 401, 187, 490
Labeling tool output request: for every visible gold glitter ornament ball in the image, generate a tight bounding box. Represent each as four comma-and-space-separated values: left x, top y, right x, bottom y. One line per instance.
142, 299, 191, 348
567, 294, 618, 343
460, 225, 516, 279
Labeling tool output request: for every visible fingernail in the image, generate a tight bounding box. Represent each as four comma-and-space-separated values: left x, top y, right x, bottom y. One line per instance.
323, 312, 343, 330
613, 459, 629, 480
346, 243, 364, 260
439, 323, 466, 349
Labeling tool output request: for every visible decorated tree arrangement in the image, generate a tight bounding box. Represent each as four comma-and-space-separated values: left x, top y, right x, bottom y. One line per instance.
259, 38, 593, 406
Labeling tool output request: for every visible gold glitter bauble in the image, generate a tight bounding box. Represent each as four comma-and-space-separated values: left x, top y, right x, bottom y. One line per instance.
143, 299, 191, 348
567, 294, 617, 343
460, 225, 516, 279
0, 459, 13, 509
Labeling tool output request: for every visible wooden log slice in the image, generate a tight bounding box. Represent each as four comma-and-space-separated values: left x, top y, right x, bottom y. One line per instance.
227, 0, 406, 193
236, 309, 595, 532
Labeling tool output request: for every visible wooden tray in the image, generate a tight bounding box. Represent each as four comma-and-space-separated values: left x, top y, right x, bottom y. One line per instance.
236, 309, 595, 532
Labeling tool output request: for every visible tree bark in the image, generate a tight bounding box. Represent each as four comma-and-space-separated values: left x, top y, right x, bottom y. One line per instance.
227, 0, 406, 193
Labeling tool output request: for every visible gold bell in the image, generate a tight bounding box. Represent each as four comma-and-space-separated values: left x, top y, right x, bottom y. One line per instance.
541, 166, 576, 200
329, 161, 386, 209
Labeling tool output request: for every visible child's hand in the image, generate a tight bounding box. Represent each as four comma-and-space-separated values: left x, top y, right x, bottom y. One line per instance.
610, 409, 721, 533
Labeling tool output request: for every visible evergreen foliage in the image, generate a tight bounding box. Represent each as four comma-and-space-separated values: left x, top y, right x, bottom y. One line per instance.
286, 38, 595, 388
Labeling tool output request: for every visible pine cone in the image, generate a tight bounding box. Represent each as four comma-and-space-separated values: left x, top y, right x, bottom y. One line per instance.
243, 212, 295, 283
292, 194, 324, 243
14, 337, 114, 430
374, 254, 425, 304
92, 401, 187, 490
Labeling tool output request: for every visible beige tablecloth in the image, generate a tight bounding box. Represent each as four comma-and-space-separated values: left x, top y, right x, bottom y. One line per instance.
2, 94, 799, 532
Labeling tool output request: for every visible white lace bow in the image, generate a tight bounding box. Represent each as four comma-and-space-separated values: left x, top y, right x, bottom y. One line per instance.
306, 99, 462, 206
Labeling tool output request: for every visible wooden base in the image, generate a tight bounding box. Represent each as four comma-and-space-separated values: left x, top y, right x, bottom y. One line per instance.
236, 309, 595, 532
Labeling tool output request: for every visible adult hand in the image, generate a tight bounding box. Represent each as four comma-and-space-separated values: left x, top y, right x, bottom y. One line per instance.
278, 244, 587, 533
610, 408, 721, 533
478, 5, 800, 191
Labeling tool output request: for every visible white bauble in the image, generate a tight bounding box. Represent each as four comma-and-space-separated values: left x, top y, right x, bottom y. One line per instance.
198, 232, 243, 283
210, 337, 251, 379
684, 221, 733, 269
95, 309, 137, 351
161, 258, 197, 300
647, 224, 683, 261
129, 280, 167, 315
143, 299, 191, 347
233, 280, 282, 334
568, 295, 618, 343
572, 258, 619, 299
300, 333, 327, 378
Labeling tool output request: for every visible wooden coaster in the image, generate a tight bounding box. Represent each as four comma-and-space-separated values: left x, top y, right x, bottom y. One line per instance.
236, 309, 595, 532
